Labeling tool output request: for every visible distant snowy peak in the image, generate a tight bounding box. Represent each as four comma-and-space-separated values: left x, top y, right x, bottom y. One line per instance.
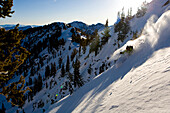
69, 21, 88, 30
0, 24, 39, 30
50, 22, 67, 29
68, 21, 105, 31
89, 23, 105, 31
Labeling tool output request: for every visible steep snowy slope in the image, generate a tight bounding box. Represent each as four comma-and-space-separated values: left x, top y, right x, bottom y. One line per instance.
47, 1, 170, 113
48, 46, 170, 113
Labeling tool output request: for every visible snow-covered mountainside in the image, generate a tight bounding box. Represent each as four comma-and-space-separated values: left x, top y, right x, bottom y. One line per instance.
1, 0, 169, 113
45, 0, 170, 113
1, 20, 106, 113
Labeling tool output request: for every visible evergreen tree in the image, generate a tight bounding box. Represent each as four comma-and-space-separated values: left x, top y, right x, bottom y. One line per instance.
45, 65, 50, 79
126, 7, 133, 20
68, 82, 73, 95
23, 71, 27, 77
37, 63, 40, 71
46, 82, 48, 88
68, 72, 73, 82
88, 64, 92, 75
29, 77, 32, 85
82, 45, 86, 54
99, 63, 105, 74
114, 9, 130, 42
16, 109, 19, 113
91, 29, 98, 40
61, 64, 65, 77
0, 23, 31, 106
1, 103, 6, 113
71, 49, 78, 61
33, 77, 38, 95
1, 76, 31, 107
53, 62, 56, 76
132, 30, 139, 40
127, 9, 130, 18
0, 0, 14, 18
49, 79, 53, 89
50, 63, 56, 77
30, 66, 35, 76
0, 24, 30, 82
66, 56, 70, 72
39, 58, 44, 67
73, 58, 84, 88
117, 11, 120, 19
90, 35, 100, 56
121, 7, 125, 18
58, 57, 62, 69
136, 1, 147, 18
37, 74, 43, 92
105, 19, 109, 27
101, 26, 111, 46
79, 46, 81, 56
130, 7, 132, 16
69, 45, 71, 50
94, 35, 100, 56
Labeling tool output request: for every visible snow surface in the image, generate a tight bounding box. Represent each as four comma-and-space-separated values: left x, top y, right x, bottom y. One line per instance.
48, 47, 170, 113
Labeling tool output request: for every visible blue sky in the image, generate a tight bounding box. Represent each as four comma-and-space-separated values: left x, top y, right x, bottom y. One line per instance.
0, 0, 152, 25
